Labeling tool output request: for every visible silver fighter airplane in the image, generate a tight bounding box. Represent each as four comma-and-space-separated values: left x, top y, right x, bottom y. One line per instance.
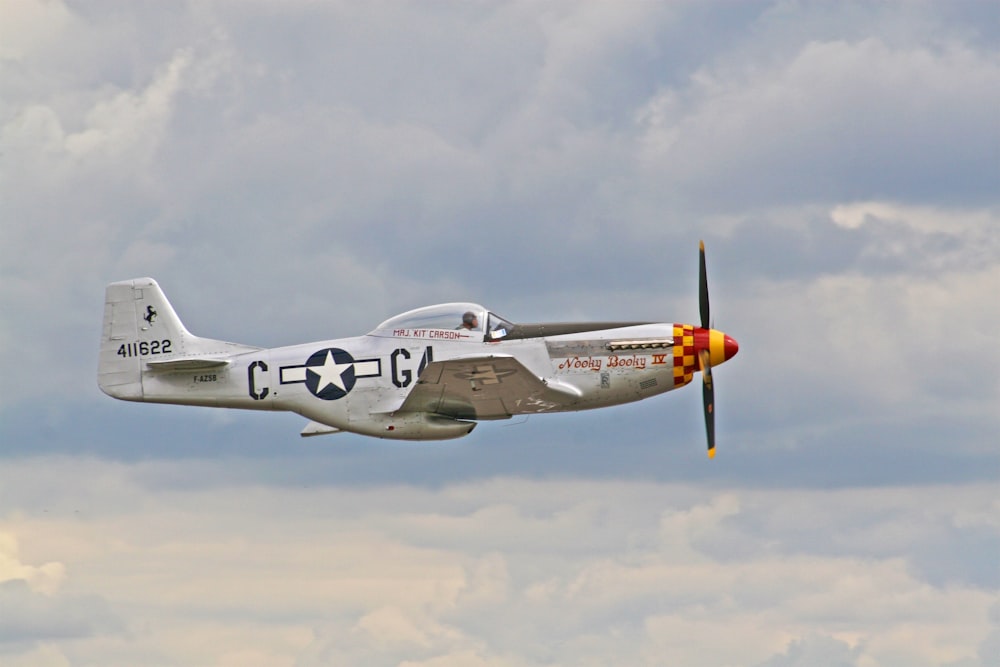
99, 243, 738, 456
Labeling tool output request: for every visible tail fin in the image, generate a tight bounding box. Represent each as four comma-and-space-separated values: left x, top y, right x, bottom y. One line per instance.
98, 278, 259, 400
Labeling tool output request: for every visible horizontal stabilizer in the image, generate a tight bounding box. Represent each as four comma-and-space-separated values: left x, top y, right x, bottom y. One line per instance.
300, 421, 343, 437
145, 358, 231, 371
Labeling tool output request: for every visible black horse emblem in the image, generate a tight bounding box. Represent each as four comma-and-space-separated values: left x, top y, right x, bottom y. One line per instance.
143, 305, 157, 325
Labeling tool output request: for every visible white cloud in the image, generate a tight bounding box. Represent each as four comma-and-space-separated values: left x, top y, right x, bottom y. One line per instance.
755, 634, 862, 667
0, 533, 65, 595
0, 458, 996, 666
0, 536, 121, 653
0, 644, 72, 667
354, 605, 464, 650
3, 1, 998, 415
636, 38, 1000, 210
64, 49, 190, 162
2, 46, 192, 175
0, 0, 76, 62
718, 200, 1000, 450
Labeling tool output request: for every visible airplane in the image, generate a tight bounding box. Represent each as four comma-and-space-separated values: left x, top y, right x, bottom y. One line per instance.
98, 243, 738, 457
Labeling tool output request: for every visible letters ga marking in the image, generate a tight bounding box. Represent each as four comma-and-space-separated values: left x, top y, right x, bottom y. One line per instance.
391, 346, 434, 388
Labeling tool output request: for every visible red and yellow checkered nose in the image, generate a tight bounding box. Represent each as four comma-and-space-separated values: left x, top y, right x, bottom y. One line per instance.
673, 325, 739, 386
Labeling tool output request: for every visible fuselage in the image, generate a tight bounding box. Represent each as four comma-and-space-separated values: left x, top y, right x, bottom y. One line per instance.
134, 302, 738, 439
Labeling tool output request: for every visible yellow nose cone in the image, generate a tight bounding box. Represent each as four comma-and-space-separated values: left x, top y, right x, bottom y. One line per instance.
708, 329, 739, 367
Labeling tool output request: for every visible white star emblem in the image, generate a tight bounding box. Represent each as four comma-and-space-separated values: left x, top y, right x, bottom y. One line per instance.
308, 350, 353, 393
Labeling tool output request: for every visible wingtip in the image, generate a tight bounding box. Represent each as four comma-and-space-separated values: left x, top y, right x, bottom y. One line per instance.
707, 447, 716, 459
699, 240, 705, 252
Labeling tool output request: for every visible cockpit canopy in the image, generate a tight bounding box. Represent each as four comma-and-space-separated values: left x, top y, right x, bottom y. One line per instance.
372, 303, 514, 341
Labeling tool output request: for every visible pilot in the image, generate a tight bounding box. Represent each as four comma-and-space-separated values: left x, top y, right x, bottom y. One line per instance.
459, 311, 478, 330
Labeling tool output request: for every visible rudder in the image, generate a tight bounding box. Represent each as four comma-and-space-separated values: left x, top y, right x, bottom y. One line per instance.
98, 279, 146, 399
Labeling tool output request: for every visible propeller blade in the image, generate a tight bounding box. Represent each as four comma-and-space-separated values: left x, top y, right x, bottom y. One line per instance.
699, 349, 715, 458
699, 240, 710, 330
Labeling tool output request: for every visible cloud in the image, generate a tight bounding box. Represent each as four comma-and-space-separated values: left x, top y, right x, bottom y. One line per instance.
0, 459, 996, 666
636, 38, 1000, 210
0, 3, 999, 663
63, 50, 191, 163
0, 0, 76, 63
3, 1, 999, 418
713, 201, 1000, 463
0, 581, 120, 646
0, 534, 120, 651
755, 634, 862, 667
979, 602, 1000, 667
0, 533, 65, 595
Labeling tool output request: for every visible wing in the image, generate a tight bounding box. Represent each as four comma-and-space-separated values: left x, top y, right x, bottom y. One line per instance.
394, 354, 579, 420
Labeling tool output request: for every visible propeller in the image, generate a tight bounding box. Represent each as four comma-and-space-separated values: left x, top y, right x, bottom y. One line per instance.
698, 241, 715, 459
700, 349, 715, 458
699, 240, 710, 330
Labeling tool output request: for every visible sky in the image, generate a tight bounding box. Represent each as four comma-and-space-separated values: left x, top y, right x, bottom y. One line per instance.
1, 1, 998, 665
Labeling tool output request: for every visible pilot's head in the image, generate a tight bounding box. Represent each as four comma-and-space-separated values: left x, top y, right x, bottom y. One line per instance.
462, 311, 478, 329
